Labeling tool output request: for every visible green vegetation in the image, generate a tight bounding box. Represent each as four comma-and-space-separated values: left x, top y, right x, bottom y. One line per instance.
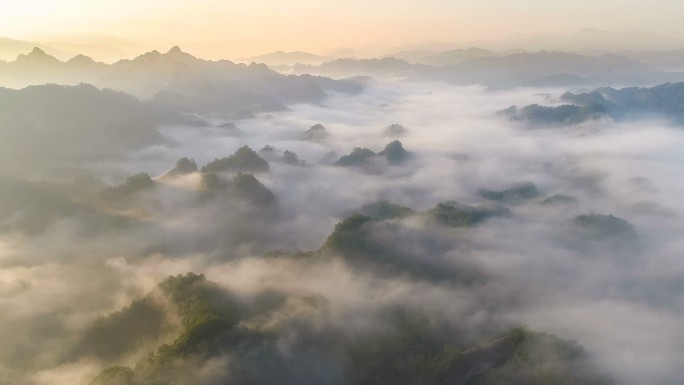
562, 82, 684, 125
302, 123, 329, 141
505, 103, 607, 126
573, 213, 638, 240
429, 202, 512, 227
336, 140, 410, 166
477, 182, 541, 204
379, 140, 410, 164
323, 215, 457, 280
358, 200, 415, 220
323, 214, 377, 255
74, 297, 166, 361
151, 273, 243, 359
88, 274, 613, 385
90, 366, 134, 385
101, 173, 155, 201
199, 172, 277, 208
472, 329, 613, 385
348, 316, 610, 385
75, 273, 241, 364
541, 194, 579, 206
336, 147, 377, 166
281, 150, 306, 166
229, 173, 277, 207
198, 172, 227, 192
163, 157, 198, 177
201, 146, 269, 173
91, 273, 245, 384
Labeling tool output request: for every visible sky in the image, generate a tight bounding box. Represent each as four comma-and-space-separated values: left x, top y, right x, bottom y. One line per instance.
1, 0, 684, 57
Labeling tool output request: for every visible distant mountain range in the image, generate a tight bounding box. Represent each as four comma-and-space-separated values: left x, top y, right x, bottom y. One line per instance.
236, 50, 334, 66
292, 50, 684, 88
502, 81, 684, 126
0, 35, 140, 62
386, 28, 684, 54
388, 47, 498, 66
0, 46, 364, 115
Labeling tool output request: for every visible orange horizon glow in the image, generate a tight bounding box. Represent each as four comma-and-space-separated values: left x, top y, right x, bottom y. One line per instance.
2, 0, 684, 60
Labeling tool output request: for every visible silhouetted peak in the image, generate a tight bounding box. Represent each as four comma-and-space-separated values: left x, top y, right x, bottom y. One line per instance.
477, 182, 541, 205
384, 123, 408, 137
162, 157, 198, 178
167, 46, 183, 55
17, 47, 59, 64
139, 50, 162, 60
201, 146, 270, 173
379, 140, 410, 164
302, 123, 329, 141
67, 54, 96, 65
336, 147, 376, 166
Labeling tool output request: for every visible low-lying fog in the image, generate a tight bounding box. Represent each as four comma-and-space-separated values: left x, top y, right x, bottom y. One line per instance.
1, 79, 683, 385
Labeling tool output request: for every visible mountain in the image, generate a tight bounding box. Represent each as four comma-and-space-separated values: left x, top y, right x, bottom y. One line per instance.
0, 175, 126, 235
0, 46, 365, 116
428, 202, 512, 228
161, 158, 199, 179
294, 57, 413, 77
87, 273, 613, 385
237, 50, 333, 66
477, 182, 542, 205
100, 173, 155, 201
440, 51, 661, 87
378, 140, 410, 164
0, 35, 141, 62
258, 146, 307, 166
336, 140, 410, 167
383, 123, 408, 137
202, 146, 270, 173
621, 49, 684, 71
302, 123, 330, 141
336, 147, 377, 166
475, 28, 684, 52
0, 83, 183, 176
292, 50, 676, 87
501, 103, 608, 126
507, 81, 684, 126
563, 81, 684, 122
38, 39, 141, 62
355, 200, 415, 220
0, 47, 107, 88
411, 48, 497, 66
0, 37, 61, 61
99, 46, 327, 104
14, 47, 61, 66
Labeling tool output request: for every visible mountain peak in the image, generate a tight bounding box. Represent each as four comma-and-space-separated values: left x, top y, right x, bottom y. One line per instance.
15, 47, 59, 64
167, 46, 183, 55
379, 140, 410, 164
67, 54, 96, 65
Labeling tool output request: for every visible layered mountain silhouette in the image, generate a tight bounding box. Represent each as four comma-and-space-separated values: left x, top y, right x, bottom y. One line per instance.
0, 47, 364, 116
336, 140, 411, 167
505, 81, 684, 126
0, 83, 185, 175
237, 50, 333, 66
292, 50, 679, 87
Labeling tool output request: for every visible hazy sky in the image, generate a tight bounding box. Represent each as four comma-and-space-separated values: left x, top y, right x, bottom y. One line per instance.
2, 0, 684, 57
